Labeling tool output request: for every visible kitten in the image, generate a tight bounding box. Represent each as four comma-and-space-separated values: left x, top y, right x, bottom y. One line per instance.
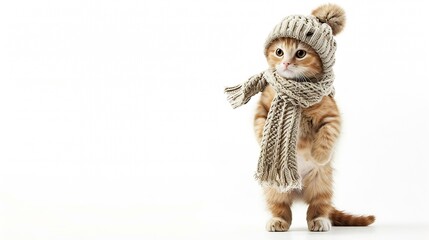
254, 37, 375, 232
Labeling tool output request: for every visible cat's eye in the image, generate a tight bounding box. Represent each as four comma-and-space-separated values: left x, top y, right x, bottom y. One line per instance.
275, 48, 284, 57
295, 50, 306, 58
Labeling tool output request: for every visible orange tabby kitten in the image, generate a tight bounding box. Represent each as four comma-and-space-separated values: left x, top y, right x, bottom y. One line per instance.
254, 37, 375, 231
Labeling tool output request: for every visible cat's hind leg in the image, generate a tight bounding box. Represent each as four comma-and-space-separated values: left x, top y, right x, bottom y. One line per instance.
302, 169, 334, 232
265, 198, 292, 232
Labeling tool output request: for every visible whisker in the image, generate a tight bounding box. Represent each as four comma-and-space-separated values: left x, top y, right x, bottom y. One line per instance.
300, 70, 321, 83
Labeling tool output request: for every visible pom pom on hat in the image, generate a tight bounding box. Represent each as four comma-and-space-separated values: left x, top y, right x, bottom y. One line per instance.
312, 4, 346, 36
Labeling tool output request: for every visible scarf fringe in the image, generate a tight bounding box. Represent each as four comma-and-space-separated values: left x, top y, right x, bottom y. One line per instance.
255, 160, 302, 193
224, 84, 246, 109
258, 179, 302, 193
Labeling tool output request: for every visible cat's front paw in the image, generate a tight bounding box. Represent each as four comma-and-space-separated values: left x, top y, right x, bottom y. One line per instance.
308, 217, 331, 232
311, 147, 331, 166
266, 217, 290, 232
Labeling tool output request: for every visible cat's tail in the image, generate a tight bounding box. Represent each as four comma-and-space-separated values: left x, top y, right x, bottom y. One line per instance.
329, 208, 375, 226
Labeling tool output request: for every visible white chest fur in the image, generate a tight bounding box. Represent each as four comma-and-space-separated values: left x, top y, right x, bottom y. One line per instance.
296, 151, 317, 179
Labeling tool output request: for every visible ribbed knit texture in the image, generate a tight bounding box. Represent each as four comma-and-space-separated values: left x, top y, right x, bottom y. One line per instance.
225, 14, 336, 192
225, 70, 334, 192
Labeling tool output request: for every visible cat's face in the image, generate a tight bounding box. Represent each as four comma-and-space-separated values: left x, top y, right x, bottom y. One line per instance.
266, 38, 323, 81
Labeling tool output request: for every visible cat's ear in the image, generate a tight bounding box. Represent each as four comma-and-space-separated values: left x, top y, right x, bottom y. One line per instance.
312, 4, 346, 36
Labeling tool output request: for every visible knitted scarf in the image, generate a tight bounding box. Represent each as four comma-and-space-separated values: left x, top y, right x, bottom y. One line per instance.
225, 69, 334, 192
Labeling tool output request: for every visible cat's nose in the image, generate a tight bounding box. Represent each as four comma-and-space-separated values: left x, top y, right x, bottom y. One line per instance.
283, 62, 291, 68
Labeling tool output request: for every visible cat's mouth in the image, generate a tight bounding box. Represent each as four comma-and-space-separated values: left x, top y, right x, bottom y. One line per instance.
276, 68, 295, 78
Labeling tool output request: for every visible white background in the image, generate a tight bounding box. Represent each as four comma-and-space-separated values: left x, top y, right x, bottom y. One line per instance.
1, 0, 428, 239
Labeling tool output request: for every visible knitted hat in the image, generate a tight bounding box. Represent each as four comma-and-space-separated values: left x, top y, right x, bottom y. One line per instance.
263, 4, 346, 75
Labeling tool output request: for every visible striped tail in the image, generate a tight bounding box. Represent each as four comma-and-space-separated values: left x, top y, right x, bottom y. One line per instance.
330, 208, 375, 226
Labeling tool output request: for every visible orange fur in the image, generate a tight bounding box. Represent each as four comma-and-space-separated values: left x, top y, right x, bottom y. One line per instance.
311, 4, 346, 36
256, 38, 374, 231
266, 38, 323, 82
